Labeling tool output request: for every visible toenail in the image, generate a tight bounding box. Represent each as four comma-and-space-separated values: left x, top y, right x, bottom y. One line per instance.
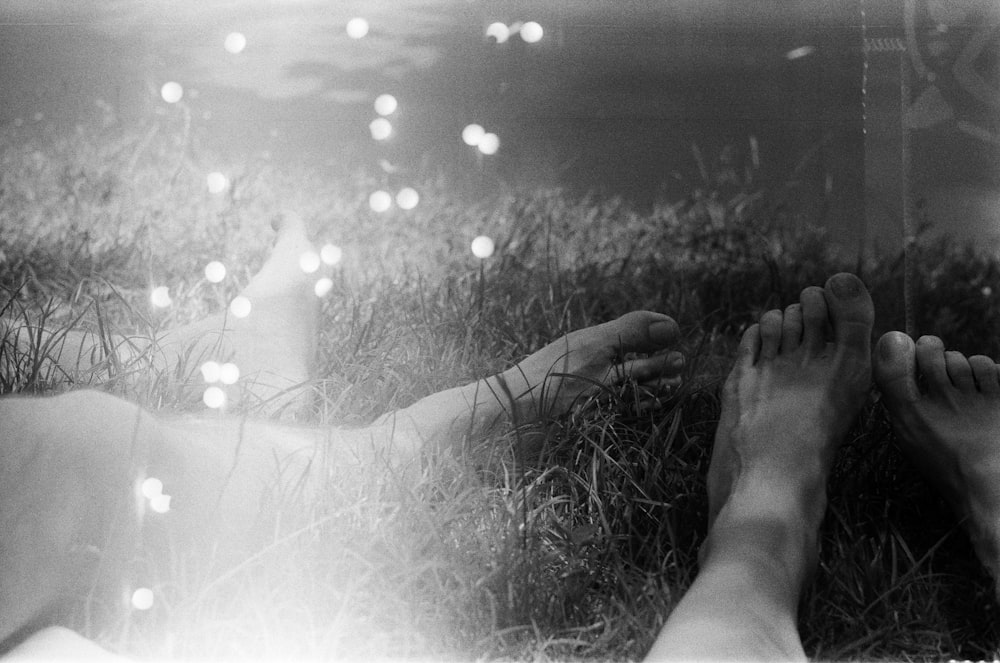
829, 274, 862, 299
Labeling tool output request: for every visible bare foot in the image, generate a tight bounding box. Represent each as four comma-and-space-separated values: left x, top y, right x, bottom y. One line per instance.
648, 273, 874, 661
874, 332, 1000, 584
707, 273, 874, 531
498, 311, 685, 420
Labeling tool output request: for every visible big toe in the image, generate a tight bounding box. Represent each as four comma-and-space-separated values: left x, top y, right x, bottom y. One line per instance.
874, 331, 921, 406
607, 311, 680, 353
823, 273, 875, 352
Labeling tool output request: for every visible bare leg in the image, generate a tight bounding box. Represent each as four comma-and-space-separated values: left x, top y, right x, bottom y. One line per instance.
2, 212, 319, 416
647, 273, 874, 661
874, 332, 1000, 595
0, 310, 684, 652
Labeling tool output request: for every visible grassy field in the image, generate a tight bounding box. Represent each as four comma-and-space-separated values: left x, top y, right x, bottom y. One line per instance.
2, 111, 1000, 661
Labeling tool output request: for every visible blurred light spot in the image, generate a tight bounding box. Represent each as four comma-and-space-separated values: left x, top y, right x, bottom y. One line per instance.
369, 190, 392, 212
314, 277, 334, 297
206, 171, 229, 194
141, 477, 164, 500
478, 133, 500, 155
230, 296, 252, 318
369, 117, 392, 141
149, 494, 171, 514
785, 45, 815, 60
219, 362, 240, 385
224, 32, 247, 54
462, 124, 485, 146
203, 386, 226, 409
983, 286, 993, 297
471, 235, 495, 259
150, 286, 172, 308
520, 21, 544, 43
131, 588, 155, 611
486, 22, 510, 43
346, 17, 369, 39
374, 94, 398, 116
378, 159, 398, 173
321, 243, 343, 265
160, 82, 183, 104
299, 251, 321, 274
396, 187, 420, 210
201, 360, 222, 383
204, 261, 227, 283
33, 112, 44, 122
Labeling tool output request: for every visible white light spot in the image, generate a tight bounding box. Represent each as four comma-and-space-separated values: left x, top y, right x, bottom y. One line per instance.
219, 362, 240, 385
160, 82, 183, 104
203, 386, 227, 409
314, 277, 334, 297
396, 187, 420, 210
206, 171, 229, 194
149, 494, 172, 514
369, 117, 392, 141
141, 477, 164, 500
321, 243, 343, 265
983, 286, 993, 297
478, 133, 500, 155
486, 22, 510, 43
346, 17, 369, 39
224, 32, 246, 54
230, 296, 252, 318
785, 45, 815, 60
200, 360, 222, 383
462, 123, 485, 146
374, 94, 398, 116
131, 588, 155, 611
299, 251, 321, 274
520, 21, 544, 43
204, 261, 227, 283
471, 235, 495, 259
369, 190, 392, 213
150, 286, 172, 308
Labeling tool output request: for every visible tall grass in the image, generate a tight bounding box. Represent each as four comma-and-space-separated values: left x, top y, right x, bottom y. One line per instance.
2, 111, 1000, 660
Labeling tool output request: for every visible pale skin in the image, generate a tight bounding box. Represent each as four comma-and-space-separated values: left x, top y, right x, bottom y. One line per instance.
6, 243, 1000, 660
0, 223, 684, 656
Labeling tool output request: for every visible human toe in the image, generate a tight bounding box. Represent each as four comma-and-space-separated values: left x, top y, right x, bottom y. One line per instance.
915, 335, 951, 394
780, 303, 803, 353
823, 273, 874, 352
610, 311, 680, 353
969, 355, 1000, 394
758, 309, 783, 360
800, 286, 829, 353
945, 350, 976, 391
874, 331, 921, 405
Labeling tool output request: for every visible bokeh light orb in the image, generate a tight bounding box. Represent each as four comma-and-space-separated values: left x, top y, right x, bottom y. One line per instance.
149, 494, 172, 514
321, 243, 343, 265
206, 171, 229, 194
160, 81, 183, 104
374, 94, 398, 116
131, 588, 155, 611
314, 277, 334, 297
369, 117, 392, 141
224, 32, 247, 54
369, 190, 393, 212
478, 132, 500, 155
150, 286, 172, 308
299, 251, 321, 274
200, 360, 222, 383
462, 123, 485, 146
219, 362, 240, 385
230, 296, 252, 318
520, 21, 544, 43
486, 22, 510, 43
204, 260, 227, 283
471, 235, 495, 259
203, 386, 227, 409
141, 477, 164, 500
396, 187, 420, 210
346, 17, 369, 39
